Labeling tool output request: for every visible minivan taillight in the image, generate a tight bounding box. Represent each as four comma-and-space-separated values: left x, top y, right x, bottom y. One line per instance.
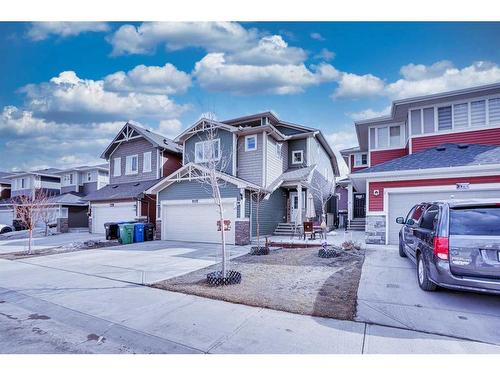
433, 236, 449, 261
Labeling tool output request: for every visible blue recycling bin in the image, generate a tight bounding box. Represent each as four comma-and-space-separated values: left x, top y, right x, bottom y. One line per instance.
134, 223, 145, 243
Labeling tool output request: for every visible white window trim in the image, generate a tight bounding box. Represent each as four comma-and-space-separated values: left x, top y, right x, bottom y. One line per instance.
143, 151, 152, 173
292, 150, 304, 165
354, 153, 368, 167
368, 123, 405, 151
125, 154, 139, 175
113, 157, 121, 177
245, 134, 257, 151
194, 139, 221, 163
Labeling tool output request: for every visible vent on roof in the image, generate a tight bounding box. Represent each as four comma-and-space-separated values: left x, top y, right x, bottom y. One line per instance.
112, 185, 119, 189
436, 146, 446, 151
457, 144, 469, 149
133, 183, 140, 186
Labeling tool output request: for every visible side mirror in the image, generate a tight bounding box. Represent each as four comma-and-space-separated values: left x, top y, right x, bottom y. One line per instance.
396, 217, 406, 224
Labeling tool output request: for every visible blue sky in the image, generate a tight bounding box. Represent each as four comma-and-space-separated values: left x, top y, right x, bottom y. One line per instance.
1, 21, 500, 171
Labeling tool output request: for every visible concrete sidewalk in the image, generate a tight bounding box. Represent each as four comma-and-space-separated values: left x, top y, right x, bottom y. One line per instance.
1, 257, 498, 354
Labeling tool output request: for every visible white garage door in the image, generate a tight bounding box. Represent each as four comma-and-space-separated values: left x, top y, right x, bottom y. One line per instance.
92, 202, 137, 234
0, 209, 13, 225
161, 198, 236, 244
387, 187, 500, 245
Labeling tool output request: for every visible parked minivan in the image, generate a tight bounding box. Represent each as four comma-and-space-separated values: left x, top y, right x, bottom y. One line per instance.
396, 199, 500, 295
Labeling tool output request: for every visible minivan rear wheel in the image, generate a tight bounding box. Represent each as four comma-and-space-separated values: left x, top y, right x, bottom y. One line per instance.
417, 254, 437, 292
398, 236, 407, 258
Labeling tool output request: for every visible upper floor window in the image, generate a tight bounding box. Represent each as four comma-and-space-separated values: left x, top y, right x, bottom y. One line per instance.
354, 153, 367, 167
125, 155, 138, 175
292, 150, 303, 164
195, 139, 220, 163
143, 151, 152, 173
437, 106, 452, 130
87, 172, 92, 182
69, 173, 74, 185
245, 135, 257, 151
113, 157, 121, 177
370, 124, 404, 150
20, 178, 25, 189
275, 142, 283, 158
471, 100, 486, 127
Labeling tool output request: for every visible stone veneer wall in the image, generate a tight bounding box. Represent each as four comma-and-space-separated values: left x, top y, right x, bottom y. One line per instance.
235, 220, 250, 245
155, 219, 162, 240
365, 215, 386, 244
88, 217, 92, 233
57, 218, 69, 233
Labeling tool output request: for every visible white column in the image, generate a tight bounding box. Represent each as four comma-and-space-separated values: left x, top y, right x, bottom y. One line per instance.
347, 183, 353, 221
297, 184, 303, 224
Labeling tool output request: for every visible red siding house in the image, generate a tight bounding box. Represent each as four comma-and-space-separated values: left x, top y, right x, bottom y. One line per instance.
339, 82, 500, 245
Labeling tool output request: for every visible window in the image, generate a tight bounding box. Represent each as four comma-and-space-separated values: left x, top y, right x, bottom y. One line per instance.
292, 150, 303, 164
245, 135, 257, 151
420, 205, 439, 231
453, 103, 468, 129
275, 142, 283, 158
488, 98, 500, 126
410, 109, 422, 135
143, 151, 152, 173
195, 139, 221, 163
410, 204, 426, 223
369, 128, 376, 149
113, 157, 121, 177
450, 206, 500, 236
471, 100, 486, 127
377, 127, 388, 148
87, 172, 92, 182
20, 178, 25, 189
354, 153, 367, 166
389, 126, 401, 147
125, 155, 138, 175
423, 108, 435, 133
69, 173, 74, 185
437, 106, 452, 130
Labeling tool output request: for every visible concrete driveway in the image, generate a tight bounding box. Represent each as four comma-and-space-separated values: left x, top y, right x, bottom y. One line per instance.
0, 232, 105, 254
357, 244, 500, 345
16, 240, 251, 284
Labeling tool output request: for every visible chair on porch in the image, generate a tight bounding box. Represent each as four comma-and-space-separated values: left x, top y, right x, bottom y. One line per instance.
303, 221, 314, 240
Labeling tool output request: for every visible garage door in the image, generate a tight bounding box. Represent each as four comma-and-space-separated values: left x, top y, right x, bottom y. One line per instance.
92, 202, 137, 234
0, 209, 13, 225
387, 188, 500, 245
161, 198, 236, 244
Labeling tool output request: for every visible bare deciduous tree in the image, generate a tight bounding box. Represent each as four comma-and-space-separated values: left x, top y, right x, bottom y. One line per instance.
15, 189, 56, 254
250, 189, 266, 251
308, 171, 336, 238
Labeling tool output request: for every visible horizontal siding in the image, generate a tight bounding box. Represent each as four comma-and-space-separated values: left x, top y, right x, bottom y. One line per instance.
237, 133, 263, 185
184, 129, 234, 175
110, 137, 158, 184
370, 148, 408, 166
251, 188, 287, 236
288, 138, 307, 168
369, 175, 500, 211
266, 136, 286, 186
162, 151, 182, 177
411, 127, 500, 153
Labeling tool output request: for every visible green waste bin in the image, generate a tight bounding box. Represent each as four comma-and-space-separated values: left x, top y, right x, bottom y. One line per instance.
118, 223, 135, 245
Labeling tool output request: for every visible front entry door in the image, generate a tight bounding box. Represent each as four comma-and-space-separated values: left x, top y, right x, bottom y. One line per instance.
289, 191, 306, 222
353, 193, 366, 218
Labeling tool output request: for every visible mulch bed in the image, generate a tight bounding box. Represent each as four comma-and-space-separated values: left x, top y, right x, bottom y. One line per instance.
0, 240, 120, 260
151, 246, 365, 321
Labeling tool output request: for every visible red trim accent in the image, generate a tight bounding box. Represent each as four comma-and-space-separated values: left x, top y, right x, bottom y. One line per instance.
412, 128, 500, 153
369, 175, 500, 211
370, 148, 407, 166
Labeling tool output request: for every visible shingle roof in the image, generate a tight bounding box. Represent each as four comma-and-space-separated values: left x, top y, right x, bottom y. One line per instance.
0, 172, 12, 184
267, 165, 316, 191
47, 192, 87, 206
354, 143, 500, 174
83, 179, 160, 201
127, 121, 182, 154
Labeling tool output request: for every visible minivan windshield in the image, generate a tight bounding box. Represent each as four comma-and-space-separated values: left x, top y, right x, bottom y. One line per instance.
450, 206, 500, 236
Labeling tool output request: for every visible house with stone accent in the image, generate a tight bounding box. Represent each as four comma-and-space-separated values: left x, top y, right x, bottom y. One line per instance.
84, 121, 182, 234
147, 112, 339, 245
340, 82, 500, 245
0, 165, 108, 231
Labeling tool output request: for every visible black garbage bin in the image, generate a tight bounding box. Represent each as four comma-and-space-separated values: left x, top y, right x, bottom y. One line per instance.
144, 223, 155, 241
104, 222, 119, 240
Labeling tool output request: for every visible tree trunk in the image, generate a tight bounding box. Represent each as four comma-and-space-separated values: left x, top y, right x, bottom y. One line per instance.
213, 182, 227, 277
256, 197, 260, 249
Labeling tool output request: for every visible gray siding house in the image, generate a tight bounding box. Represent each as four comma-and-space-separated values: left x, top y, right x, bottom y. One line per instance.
147, 112, 340, 245
84, 121, 182, 234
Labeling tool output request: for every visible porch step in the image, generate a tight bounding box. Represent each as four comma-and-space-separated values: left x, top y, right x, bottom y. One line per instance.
273, 223, 298, 236
347, 219, 366, 231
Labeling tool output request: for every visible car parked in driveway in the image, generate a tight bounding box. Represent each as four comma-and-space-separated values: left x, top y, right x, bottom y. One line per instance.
396, 199, 500, 295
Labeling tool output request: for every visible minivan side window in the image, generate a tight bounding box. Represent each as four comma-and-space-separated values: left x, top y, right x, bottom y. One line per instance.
411, 204, 426, 223
420, 205, 439, 231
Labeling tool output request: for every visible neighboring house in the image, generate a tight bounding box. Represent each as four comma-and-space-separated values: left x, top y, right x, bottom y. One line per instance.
147, 112, 339, 245
84, 121, 182, 234
0, 172, 12, 200
340, 82, 500, 245
0, 166, 104, 230
58, 164, 109, 195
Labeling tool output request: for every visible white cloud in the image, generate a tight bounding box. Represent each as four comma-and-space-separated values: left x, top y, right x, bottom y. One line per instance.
158, 119, 182, 138
193, 53, 337, 95
348, 105, 392, 121
227, 35, 307, 66
27, 22, 110, 41
21, 71, 188, 123
310, 32, 325, 41
399, 60, 454, 81
325, 130, 358, 177
333, 72, 385, 99
103, 63, 191, 95
314, 48, 335, 61
108, 22, 259, 56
